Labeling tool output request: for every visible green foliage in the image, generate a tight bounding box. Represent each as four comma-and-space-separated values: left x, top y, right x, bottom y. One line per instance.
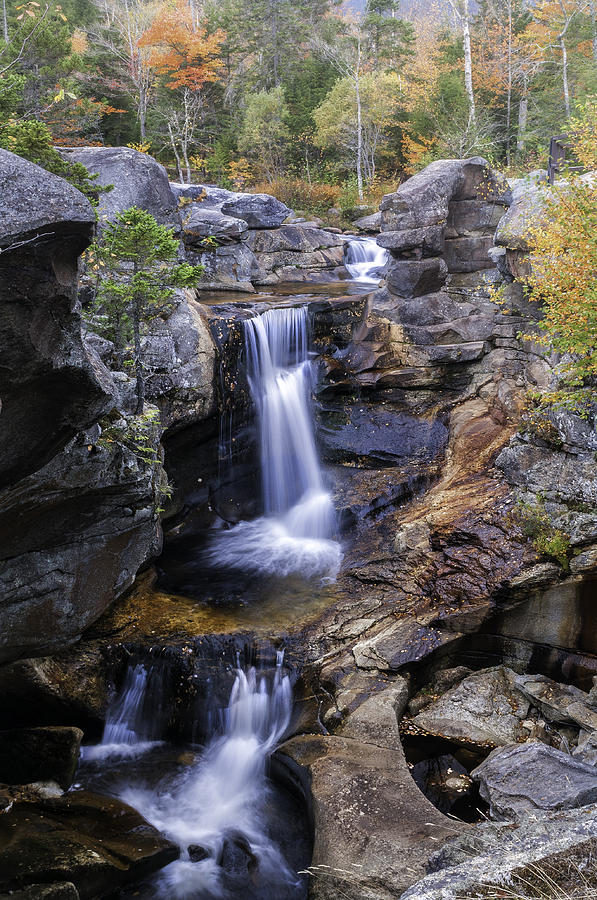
85, 207, 203, 412
238, 86, 290, 181
98, 408, 162, 467
0, 119, 109, 203
514, 496, 572, 570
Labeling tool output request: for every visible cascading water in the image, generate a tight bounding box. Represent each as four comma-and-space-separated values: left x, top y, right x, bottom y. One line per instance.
344, 236, 388, 284
208, 305, 341, 580
83, 653, 303, 900
82, 663, 163, 761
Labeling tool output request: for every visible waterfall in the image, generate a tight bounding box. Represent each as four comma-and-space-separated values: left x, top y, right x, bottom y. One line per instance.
345, 236, 388, 284
110, 653, 302, 899
208, 306, 341, 580
82, 663, 163, 761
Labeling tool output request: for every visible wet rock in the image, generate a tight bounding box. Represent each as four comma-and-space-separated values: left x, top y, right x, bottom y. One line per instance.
0, 149, 111, 490
181, 206, 248, 244
221, 193, 291, 228
0, 727, 82, 790
0, 884, 80, 900
218, 830, 258, 877
411, 754, 475, 816
60, 146, 181, 231
412, 667, 531, 749
401, 803, 597, 900
0, 791, 179, 898
318, 402, 449, 468
188, 844, 210, 862
277, 732, 463, 899
0, 651, 107, 733
472, 741, 597, 820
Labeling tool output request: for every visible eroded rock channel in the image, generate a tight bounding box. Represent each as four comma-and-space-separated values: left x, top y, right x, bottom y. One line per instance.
1, 147, 596, 900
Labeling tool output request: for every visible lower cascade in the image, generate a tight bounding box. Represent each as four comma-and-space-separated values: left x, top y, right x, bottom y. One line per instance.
344, 236, 389, 283
208, 305, 341, 580
82, 653, 304, 900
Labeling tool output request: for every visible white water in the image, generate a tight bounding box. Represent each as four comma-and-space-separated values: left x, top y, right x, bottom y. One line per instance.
344, 236, 388, 284
82, 664, 163, 761
111, 653, 298, 899
208, 306, 341, 580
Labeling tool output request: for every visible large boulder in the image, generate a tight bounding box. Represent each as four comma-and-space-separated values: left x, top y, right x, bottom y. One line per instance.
400, 803, 597, 900
0, 791, 179, 898
60, 146, 180, 231
276, 686, 463, 899
472, 742, 597, 820
0, 149, 112, 489
379, 157, 510, 233
378, 158, 511, 296
412, 667, 531, 749
0, 726, 82, 790
181, 205, 248, 245
220, 192, 291, 228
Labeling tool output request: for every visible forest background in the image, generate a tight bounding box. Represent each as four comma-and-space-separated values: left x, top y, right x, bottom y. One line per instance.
0, 0, 596, 212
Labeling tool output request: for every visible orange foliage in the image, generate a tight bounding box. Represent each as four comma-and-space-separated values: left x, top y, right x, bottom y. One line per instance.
138, 1, 224, 92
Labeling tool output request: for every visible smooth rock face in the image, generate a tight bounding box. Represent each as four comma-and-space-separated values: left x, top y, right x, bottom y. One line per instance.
472, 742, 597, 820
401, 803, 597, 900
0, 148, 93, 248
60, 146, 181, 231
0, 791, 179, 898
277, 730, 462, 900
0, 727, 82, 790
0, 149, 111, 489
0, 423, 163, 663
412, 667, 531, 748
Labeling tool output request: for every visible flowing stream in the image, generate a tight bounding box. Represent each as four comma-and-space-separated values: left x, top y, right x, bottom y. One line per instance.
208, 305, 341, 580
82, 653, 304, 900
344, 235, 388, 283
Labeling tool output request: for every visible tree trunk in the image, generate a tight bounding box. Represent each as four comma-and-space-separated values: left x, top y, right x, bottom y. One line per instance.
461, 0, 476, 129
517, 78, 528, 154
2, 0, 8, 43
505, 0, 513, 166
133, 293, 144, 415
355, 42, 364, 202
271, 0, 279, 85
168, 121, 184, 182
138, 80, 147, 140
591, 0, 597, 65
559, 33, 570, 118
